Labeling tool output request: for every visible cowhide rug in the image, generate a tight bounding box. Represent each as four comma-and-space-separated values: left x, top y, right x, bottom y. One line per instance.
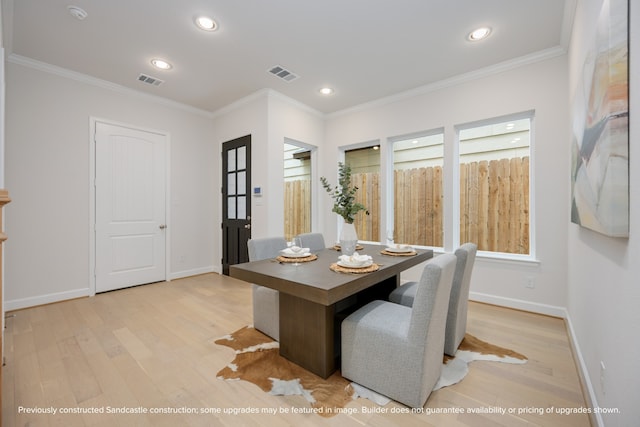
215, 326, 527, 416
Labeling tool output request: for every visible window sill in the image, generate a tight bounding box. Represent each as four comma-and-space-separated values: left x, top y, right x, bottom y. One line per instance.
371, 241, 541, 268
430, 249, 541, 268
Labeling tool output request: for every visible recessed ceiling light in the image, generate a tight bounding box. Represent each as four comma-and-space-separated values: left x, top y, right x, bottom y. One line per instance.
67, 5, 88, 20
151, 59, 172, 70
195, 16, 218, 31
468, 27, 491, 41
319, 87, 334, 95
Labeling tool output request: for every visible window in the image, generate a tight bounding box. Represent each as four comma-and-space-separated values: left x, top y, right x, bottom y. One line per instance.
283, 141, 312, 241
392, 132, 444, 247
457, 116, 531, 255
336, 112, 534, 260
345, 146, 380, 242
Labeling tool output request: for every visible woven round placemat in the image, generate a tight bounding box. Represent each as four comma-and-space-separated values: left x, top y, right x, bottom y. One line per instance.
329, 262, 379, 274
276, 254, 318, 263
380, 250, 418, 257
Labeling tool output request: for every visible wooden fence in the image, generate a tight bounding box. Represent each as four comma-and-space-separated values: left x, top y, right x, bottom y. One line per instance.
459, 157, 530, 254
284, 156, 529, 254
284, 179, 311, 241
394, 166, 444, 247
350, 173, 380, 242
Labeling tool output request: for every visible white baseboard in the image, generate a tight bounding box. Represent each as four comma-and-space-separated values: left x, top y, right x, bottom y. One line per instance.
469, 291, 602, 426
6, 266, 219, 311
169, 265, 218, 280
5, 288, 91, 311
563, 313, 603, 427
469, 291, 567, 318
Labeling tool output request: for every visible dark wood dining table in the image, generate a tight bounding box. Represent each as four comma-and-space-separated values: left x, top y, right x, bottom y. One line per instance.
229, 243, 433, 378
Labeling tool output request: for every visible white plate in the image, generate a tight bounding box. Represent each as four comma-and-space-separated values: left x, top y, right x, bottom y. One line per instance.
279, 250, 312, 258
337, 260, 373, 268
385, 245, 414, 253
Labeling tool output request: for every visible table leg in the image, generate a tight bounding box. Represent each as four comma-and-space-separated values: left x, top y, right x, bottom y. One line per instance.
277, 274, 400, 379
279, 293, 335, 379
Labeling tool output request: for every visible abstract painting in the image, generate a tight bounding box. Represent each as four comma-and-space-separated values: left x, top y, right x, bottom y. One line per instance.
571, 0, 629, 237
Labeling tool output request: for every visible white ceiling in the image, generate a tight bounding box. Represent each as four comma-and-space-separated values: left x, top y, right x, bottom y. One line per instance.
2, 0, 572, 115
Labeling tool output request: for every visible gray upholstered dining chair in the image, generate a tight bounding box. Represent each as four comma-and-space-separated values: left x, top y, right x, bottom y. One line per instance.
295, 232, 326, 252
389, 243, 478, 356
247, 237, 287, 341
341, 253, 457, 408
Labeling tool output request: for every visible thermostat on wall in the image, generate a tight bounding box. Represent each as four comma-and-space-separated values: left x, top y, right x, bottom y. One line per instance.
253, 187, 262, 197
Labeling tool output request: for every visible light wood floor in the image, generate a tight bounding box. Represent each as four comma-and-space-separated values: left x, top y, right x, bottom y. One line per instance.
2, 273, 590, 426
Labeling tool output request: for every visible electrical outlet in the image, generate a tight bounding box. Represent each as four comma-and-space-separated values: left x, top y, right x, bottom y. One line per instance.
525, 276, 535, 288
600, 361, 606, 394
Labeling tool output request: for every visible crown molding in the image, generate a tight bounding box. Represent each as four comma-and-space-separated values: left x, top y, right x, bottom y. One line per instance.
208, 88, 271, 119
326, 45, 567, 120
210, 88, 323, 120
266, 89, 324, 118
9, 41, 569, 123
560, 0, 578, 51
7, 54, 214, 118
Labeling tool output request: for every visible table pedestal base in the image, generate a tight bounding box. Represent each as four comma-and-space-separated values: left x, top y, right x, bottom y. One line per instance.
278, 275, 399, 378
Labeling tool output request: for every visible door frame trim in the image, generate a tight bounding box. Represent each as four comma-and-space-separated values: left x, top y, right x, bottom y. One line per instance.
88, 117, 171, 296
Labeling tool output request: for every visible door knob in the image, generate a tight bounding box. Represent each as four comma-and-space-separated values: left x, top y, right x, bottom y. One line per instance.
244, 224, 251, 229
159, 224, 167, 229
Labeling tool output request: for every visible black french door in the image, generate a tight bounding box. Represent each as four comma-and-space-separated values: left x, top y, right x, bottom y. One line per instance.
221, 135, 251, 275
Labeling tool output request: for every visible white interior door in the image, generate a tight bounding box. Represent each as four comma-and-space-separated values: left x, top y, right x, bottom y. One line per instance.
95, 122, 167, 293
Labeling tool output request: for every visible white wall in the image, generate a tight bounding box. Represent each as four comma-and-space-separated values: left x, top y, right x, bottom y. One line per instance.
567, 0, 640, 425
267, 92, 325, 236
211, 91, 269, 240
324, 55, 570, 315
4, 60, 217, 309
1, 0, 7, 185
211, 90, 324, 241
4, 67, 325, 309
1, 0, 6, 362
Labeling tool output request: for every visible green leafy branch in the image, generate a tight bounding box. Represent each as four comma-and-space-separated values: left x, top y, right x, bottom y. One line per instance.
320, 162, 369, 224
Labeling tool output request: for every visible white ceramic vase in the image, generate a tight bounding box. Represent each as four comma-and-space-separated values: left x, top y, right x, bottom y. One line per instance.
340, 222, 358, 256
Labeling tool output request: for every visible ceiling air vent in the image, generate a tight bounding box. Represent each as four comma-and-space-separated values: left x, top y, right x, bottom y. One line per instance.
267, 65, 299, 82
137, 73, 164, 86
